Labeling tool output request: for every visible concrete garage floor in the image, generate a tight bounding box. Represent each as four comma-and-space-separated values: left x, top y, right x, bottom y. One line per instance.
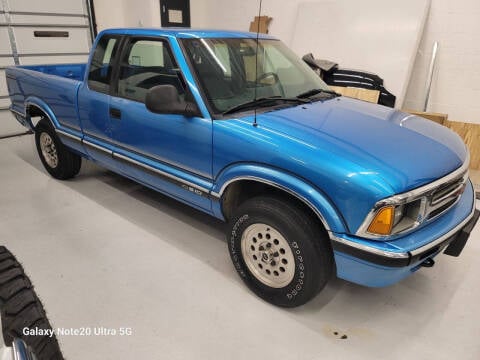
0, 131, 479, 360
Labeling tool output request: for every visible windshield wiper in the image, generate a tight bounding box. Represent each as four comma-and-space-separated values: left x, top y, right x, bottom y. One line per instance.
222, 96, 310, 115
296, 88, 339, 99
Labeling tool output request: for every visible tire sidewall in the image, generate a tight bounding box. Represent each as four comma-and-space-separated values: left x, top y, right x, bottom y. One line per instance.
35, 122, 61, 176
35, 119, 80, 180
228, 201, 327, 307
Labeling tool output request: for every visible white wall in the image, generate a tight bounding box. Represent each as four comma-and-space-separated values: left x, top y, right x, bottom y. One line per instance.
191, 0, 480, 123
94, 0, 480, 123
403, 0, 480, 123
94, 0, 160, 31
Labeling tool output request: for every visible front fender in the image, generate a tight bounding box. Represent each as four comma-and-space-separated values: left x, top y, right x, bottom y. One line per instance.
211, 163, 347, 233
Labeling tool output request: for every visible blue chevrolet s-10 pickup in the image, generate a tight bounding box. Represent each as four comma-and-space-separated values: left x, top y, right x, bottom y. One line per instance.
5, 28, 479, 307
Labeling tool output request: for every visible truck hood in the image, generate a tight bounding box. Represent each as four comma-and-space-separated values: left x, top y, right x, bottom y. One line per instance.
256, 97, 467, 193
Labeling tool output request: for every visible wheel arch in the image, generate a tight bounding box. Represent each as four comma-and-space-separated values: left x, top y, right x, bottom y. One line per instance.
24, 97, 59, 130
212, 164, 348, 234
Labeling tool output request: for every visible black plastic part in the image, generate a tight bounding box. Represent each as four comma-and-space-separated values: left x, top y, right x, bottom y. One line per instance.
302, 54, 396, 108
331, 241, 410, 268
420, 258, 435, 267
109, 107, 121, 119
444, 209, 479, 257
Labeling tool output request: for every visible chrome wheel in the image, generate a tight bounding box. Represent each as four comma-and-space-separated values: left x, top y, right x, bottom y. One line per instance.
39, 132, 58, 168
241, 223, 295, 288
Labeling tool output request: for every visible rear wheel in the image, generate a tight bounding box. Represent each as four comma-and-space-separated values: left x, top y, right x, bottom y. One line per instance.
227, 196, 334, 307
35, 118, 81, 180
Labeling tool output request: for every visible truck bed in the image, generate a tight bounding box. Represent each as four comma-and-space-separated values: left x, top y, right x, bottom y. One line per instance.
6, 63, 86, 130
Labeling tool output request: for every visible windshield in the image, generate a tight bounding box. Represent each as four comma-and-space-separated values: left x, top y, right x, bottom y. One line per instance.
181, 38, 331, 114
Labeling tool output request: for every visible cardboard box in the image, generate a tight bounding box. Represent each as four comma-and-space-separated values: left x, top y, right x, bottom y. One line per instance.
249, 16, 272, 34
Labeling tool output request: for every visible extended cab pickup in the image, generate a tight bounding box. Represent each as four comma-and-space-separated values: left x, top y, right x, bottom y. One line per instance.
5, 28, 479, 307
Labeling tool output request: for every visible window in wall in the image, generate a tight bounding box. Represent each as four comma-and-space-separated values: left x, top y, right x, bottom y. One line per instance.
88, 35, 120, 93
117, 39, 184, 103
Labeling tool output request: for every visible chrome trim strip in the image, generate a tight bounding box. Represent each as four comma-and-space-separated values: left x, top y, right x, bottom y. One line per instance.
356, 153, 470, 239
82, 139, 112, 155
330, 234, 409, 259
56, 129, 81, 141
212, 175, 332, 232
113, 152, 211, 194
108, 138, 213, 181
410, 202, 476, 256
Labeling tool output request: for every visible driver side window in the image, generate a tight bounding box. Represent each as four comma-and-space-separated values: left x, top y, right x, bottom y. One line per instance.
117, 38, 184, 103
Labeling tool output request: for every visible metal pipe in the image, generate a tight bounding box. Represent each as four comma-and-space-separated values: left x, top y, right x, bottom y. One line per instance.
423, 41, 438, 112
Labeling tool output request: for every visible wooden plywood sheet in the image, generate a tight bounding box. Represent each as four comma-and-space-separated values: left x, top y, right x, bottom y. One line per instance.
330, 86, 379, 104
291, 0, 430, 108
445, 121, 480, 170
405, 110, 448, 125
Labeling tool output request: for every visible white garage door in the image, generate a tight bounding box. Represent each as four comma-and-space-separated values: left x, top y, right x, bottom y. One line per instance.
0, 0, 94, 137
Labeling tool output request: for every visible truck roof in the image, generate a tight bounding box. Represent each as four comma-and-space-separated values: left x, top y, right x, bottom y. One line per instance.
99, 28, 276, 40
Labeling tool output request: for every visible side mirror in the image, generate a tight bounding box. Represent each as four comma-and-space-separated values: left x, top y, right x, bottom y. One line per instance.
145, 85, 200, 117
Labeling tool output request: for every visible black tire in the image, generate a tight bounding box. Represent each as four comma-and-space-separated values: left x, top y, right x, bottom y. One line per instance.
0, 246, 63, 359
35, 118, 81, 180
227, 196, 334, 307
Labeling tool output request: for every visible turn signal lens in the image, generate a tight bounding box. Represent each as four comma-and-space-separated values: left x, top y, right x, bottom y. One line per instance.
367, 206, 394, 235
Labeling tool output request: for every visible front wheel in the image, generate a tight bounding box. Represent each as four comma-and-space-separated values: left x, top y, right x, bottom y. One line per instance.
227, 196, 334, 307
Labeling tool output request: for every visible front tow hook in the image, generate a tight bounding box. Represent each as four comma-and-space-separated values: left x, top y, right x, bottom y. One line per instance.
420, 258, 435, 268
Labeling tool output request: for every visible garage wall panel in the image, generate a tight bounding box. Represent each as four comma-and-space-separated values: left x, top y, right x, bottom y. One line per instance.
0, 28, 12, 54
9, 14, 88, 26
0, 57, 14, 67
5, 0, 86, 15
13, 27, 90, 55
0, 70, 7, 94
0, 0, 93, 137
19, 55, 88, 66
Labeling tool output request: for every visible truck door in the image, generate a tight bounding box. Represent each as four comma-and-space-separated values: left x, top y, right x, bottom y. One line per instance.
77, 34, 124, 171
108, 36, 213, 211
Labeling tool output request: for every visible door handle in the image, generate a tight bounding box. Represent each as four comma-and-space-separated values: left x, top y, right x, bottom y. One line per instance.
109, 107, 121, 119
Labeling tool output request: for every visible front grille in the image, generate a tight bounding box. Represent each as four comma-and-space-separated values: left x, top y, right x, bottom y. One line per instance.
425, 171, 468, 220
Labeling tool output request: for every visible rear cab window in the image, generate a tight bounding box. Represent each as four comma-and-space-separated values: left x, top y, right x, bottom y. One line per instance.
88, 35, 121, 93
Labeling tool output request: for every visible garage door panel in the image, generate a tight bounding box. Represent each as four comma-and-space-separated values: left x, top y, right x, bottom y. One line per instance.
0, 70, 8, 96
0, 97, 11, 108
0, 57, 14, 67
13, 27, 90, 54
1, 0, 92, 137
19, 54, 88, 65
5, 0, 86, 15
9, 14, 88, 26
0, 29, 12, 54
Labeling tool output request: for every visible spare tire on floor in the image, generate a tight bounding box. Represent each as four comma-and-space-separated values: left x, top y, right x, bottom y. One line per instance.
0, 246, 63, 360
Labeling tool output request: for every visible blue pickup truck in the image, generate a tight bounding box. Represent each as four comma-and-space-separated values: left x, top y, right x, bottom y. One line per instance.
5, 28, 479, 307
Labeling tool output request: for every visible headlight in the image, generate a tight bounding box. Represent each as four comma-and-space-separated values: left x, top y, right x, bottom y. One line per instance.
357, 155, 469, 240
361, 197, 427, 238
